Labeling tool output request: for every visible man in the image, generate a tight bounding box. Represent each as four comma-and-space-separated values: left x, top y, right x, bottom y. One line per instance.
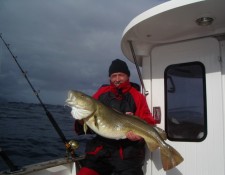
76, 59, 156, 175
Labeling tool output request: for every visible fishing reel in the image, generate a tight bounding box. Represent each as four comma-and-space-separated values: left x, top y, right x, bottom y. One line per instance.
68, 140, 79, 150
65, 140, 79, 159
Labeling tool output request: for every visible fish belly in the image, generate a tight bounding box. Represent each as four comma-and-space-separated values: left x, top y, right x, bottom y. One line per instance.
85, 118, 127, 140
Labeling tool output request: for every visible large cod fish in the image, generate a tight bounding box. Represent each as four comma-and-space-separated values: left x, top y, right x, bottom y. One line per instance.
65, 90, 183, 171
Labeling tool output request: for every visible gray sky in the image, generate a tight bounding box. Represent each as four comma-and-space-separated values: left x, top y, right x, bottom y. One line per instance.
0, 0, 166, 105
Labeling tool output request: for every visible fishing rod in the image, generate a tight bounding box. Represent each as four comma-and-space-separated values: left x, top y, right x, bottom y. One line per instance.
0, 147, 19, 172
0, 33, 79, 160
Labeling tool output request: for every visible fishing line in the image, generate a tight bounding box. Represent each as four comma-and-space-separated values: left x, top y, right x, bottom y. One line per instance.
0, 33, 78, 160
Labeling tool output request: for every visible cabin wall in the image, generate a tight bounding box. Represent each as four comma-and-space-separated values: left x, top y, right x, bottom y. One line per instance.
221, 40, 225, 162
142, 56, 153, 175
141, 37, 225, 175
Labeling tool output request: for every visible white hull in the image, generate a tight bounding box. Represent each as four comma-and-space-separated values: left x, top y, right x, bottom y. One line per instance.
0, 157, 82, 175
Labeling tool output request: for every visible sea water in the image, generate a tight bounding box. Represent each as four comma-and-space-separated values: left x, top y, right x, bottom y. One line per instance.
0, 102, 91, 171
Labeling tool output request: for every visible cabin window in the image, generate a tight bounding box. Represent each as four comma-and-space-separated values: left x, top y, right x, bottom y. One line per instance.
165, 62, 207, 142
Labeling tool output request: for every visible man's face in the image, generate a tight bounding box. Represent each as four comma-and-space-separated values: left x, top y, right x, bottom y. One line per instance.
110, 72, 129, 87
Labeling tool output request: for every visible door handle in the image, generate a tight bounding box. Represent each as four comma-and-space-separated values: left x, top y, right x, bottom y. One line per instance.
153, 106, 161, 124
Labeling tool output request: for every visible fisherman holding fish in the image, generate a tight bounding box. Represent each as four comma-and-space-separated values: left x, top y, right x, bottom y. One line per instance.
75, 59, 157, 175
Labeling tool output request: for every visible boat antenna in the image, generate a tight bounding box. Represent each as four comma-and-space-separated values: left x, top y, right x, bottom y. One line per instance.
128, 40, 148, 96
0, 33, 78, 160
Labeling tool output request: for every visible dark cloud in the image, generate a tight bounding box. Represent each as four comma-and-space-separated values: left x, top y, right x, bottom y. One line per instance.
0, 0, 167, 104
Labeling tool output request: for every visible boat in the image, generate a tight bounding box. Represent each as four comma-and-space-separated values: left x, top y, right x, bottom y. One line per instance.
1, 0, 225, 174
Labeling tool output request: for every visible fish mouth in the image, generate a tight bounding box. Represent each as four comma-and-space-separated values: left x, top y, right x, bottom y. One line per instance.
65, 99, 73, 107
65, 97, 84, 110
65, 91, 77, 107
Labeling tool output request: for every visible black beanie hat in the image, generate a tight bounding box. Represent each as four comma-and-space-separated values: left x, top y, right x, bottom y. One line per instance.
108, 59, 130, 77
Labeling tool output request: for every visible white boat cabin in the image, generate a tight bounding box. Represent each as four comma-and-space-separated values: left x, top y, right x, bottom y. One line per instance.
121, 0, 225, 174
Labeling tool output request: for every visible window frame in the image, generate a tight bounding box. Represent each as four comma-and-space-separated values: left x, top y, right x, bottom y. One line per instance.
164, 61, 207, 142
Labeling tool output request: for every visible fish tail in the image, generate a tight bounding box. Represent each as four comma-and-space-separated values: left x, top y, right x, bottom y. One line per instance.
160, 144, 184, 170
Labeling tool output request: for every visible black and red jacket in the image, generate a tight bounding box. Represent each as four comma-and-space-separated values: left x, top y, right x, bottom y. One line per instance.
93, 81, 156, 125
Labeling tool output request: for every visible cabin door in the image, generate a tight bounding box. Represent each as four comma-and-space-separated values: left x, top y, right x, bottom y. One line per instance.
149, 37, 224, 175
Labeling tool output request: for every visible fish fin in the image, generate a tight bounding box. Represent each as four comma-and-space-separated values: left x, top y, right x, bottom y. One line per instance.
83, 123, 88, 135
153, 126, 167, 140
94, 115, 99, 130
160, 144, 184, 170
145, 139, 159, 152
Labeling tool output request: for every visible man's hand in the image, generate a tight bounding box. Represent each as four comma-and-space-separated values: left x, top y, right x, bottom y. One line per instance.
126, 131, 142, 141
125, 112, 142, 141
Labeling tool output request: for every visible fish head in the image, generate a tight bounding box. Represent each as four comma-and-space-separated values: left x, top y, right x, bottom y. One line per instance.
65, 90, 96, 120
